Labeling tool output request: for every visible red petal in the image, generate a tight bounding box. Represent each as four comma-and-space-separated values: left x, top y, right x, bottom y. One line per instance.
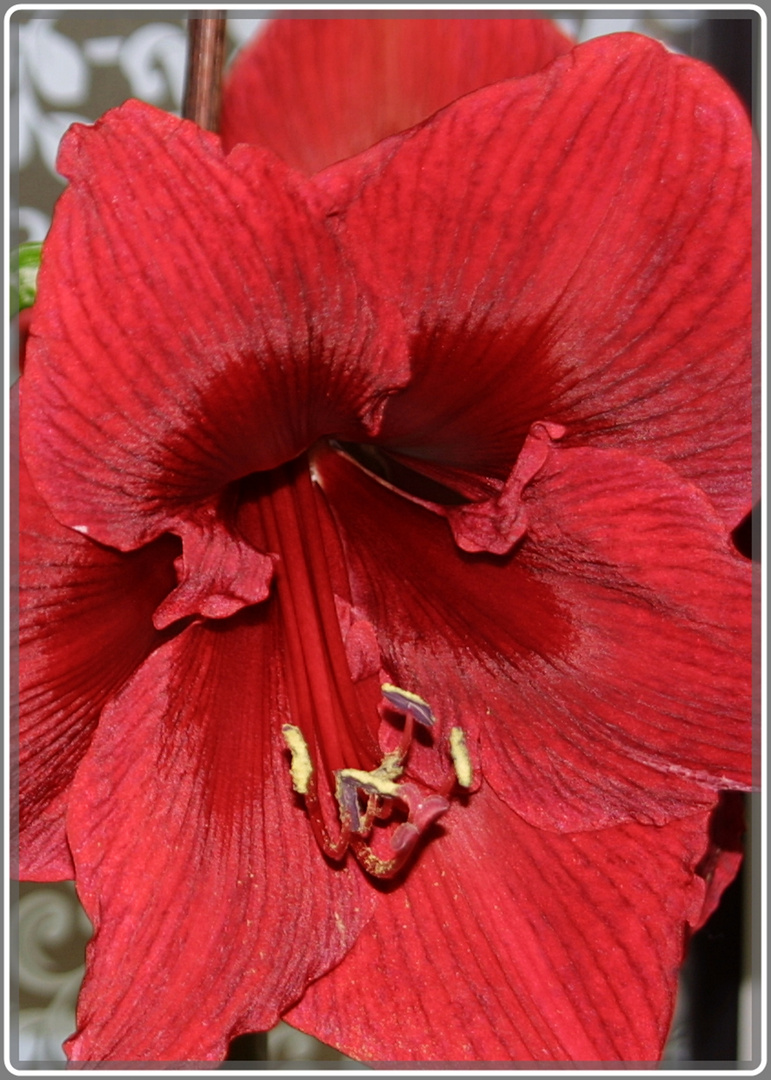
314, 444, 752, 832
317, 33, 752, 528
21, 99, 409, 554
287, 783, 721, 1061
63, 614, 374, 1062
14, 423, 177, 879
151, 494, 275, 628
221, 17, 573, 171
445, 420, 566, 553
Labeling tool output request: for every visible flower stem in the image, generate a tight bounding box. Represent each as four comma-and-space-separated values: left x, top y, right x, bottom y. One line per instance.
182, 11, 227, 132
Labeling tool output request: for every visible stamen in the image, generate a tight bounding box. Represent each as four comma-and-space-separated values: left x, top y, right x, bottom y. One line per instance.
335, 768, 400, 836
283, 688, 476, 879
336, 767, 401, 799
378, 749, 404, 780
282, 723, 314, 795
348, 784, 450, 878
381, 683, 435, 727
335, 772, 368, 833
449, 727, 473, 789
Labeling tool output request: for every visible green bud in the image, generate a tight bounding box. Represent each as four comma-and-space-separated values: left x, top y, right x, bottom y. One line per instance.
10, 241, 43, 318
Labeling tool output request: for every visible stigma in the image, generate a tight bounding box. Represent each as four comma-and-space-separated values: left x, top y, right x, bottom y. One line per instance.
281, 685, 474, 879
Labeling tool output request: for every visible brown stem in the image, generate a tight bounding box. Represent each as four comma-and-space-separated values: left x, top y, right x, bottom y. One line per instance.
182, 11, 227, 132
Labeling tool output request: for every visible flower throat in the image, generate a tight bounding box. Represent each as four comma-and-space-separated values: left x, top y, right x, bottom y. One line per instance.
259, 455, 473, 879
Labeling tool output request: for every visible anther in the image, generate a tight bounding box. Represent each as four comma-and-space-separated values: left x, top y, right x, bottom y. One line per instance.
381, 683, 435, 727
336, 767, 401, 799
282, 723, 314, 794
335, 768, 401, 835
449, 726, 473, 789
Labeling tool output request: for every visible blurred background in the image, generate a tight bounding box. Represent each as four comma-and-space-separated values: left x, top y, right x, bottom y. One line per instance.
8, 8, 760, 1069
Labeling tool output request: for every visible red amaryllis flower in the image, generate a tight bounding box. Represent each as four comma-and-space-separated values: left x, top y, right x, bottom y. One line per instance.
15, 18, 753, 1064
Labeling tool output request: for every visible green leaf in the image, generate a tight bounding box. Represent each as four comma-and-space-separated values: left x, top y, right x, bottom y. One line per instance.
10, 241, 43, 318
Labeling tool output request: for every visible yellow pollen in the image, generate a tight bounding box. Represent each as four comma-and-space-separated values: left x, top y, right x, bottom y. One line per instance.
378, 750, 405, 780
282, 724, 313, 794
449, 727, 473, 788
381, 683, 431, 710
336, 767, 401, 798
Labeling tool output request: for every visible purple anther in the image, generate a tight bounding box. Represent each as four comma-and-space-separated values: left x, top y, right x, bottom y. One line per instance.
336, 774, 364, 832
381, 684, 435, 727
